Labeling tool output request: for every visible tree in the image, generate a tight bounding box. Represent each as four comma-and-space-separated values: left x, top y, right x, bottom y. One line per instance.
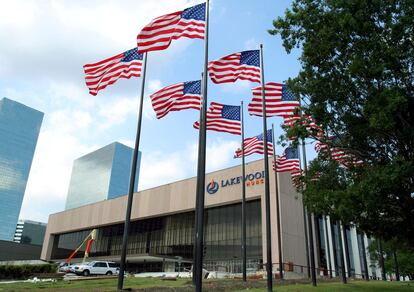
368, 238, 414, 280
270, 0, 414, 246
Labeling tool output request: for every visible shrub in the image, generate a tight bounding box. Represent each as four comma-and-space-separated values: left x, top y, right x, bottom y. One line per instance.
0, 263, 58, 279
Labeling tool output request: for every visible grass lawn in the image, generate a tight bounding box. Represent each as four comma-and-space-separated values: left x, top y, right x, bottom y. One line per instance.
0, 277, 412, 291
235, 280, 414, 292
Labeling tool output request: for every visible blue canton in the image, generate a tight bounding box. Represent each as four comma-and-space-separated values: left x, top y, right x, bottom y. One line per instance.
285, 147, 299, 159
256, 129, 273, 142
222, 105, 240, 121
181, 3, 206, 21
281, 85, 297, 101
121, 48, 143, 62
184, 80, 201, 95
240, 50, 260, 67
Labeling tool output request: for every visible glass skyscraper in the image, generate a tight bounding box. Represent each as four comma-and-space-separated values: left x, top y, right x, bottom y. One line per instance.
0, 98, 44, 241
65, 142, 141, 210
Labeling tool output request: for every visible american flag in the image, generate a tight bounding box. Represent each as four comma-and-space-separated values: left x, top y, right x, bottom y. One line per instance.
282, 114, 324, 140
83, 48, 143, 96
150, 80, 201, 119
137, 3, 205, 54
234, 129, 273, 158
207, 50, 260, 84
315, 137, 363, 167
193, 102, 241, 135
291, 168, 304, 189
273, 147, 300, 172
248, 82, 300, 117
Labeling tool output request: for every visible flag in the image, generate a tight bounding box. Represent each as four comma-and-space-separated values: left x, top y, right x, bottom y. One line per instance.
234, 129, 273, 158
150, 80, 201, 119
282, 114, 301, 128
291, 168, 304, 189
193, 102, 241, 135
273, 147, 300, 172
315, 137, 363, 167
207, 50, 260, 84
83, 48, 143, 96
282, 114, 324, 140
248, 82, 300, 117
137, 3, 206, 54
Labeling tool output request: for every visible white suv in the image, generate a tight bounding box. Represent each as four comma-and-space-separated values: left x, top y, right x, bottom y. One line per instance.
73, 261, 119, 276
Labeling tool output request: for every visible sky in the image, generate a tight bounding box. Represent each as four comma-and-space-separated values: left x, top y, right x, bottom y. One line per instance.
0, 0, 315, 223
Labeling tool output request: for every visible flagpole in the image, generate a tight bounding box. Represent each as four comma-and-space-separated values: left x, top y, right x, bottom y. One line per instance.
241, 101, 247, 282
271, 124, 283, 280
324, 216, 333, 278
337, 221, 347, 284
117, 52, 148, 291
300, 138, 317, 286
378, 239, 386, 281
194, 1, 209, 291
298, 101, 317, 286
342, 224, 351, 278
361, 235, 369, 280
302, 189, 310, 279
192, 72, 204, 285
259, 44, 273, 292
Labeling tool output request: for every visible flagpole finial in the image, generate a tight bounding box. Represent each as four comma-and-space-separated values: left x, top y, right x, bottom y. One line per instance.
260, 43, 263, 49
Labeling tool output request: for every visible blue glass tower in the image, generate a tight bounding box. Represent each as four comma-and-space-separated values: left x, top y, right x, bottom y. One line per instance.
0, 98, 43, 241
65, 142, 141, 210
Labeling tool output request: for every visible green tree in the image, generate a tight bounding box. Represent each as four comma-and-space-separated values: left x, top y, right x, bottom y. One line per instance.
270, 0, 414, 246
368, 238, 414, 280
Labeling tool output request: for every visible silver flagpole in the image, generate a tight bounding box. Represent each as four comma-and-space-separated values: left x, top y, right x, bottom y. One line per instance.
192, 72, 204, 285
117, 52, 148, 291
272, 124, 283, 280
324, 215, 333, 278
301, 137, 317, 286
194, 1, 209, 291
240, 101, 247, 282
259, 43, 273, 292
298, 100, 317, 286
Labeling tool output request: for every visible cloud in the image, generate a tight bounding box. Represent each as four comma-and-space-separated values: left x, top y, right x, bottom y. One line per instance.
244, 38, 259, 50
138, 151, 189, 190
142, 79, 164, 120
0, 0, 199, 83
188, 137, 240, 172
20, 129, 95, 222
218, 80, 253, 94
205, 138, 240, 172
98, 97, 138, 129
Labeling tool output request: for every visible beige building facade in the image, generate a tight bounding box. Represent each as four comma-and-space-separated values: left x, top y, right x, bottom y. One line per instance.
42, 159, 308, 273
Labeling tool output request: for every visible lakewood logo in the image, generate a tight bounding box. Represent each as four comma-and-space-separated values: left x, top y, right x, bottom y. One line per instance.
206, 179, 219, 194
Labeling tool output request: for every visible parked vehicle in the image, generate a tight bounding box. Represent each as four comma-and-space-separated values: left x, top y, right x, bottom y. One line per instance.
58, 262, 75, 273
72, 261, 119, 276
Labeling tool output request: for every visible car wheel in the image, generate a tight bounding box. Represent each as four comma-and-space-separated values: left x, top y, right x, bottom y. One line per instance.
106, 271, 113, 276
83, 269, 90, 276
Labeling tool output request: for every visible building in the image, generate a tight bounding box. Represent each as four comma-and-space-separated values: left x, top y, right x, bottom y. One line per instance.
42, 159, 378, 278
13, 220, 46, 246
65, 142, 141, 210
0, 98, 43, 241
0, 240, 43, 263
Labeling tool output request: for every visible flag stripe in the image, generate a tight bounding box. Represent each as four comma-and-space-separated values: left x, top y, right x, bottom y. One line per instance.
137, 3, 206, 54
150, 81, 201, 119
208, 51, 260, 84
193, 102, 241, 135
83, 48, 143, 96
234, 130, 273, 158
248, 82, 299, 117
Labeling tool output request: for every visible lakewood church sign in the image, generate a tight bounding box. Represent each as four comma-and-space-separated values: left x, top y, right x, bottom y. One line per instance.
206, 171, 265, 195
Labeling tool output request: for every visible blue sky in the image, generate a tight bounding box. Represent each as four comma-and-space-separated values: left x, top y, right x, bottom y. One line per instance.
0, 0, 316, 223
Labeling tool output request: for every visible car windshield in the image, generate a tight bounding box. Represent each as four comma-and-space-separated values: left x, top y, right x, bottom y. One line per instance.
82, 262, 92, 266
